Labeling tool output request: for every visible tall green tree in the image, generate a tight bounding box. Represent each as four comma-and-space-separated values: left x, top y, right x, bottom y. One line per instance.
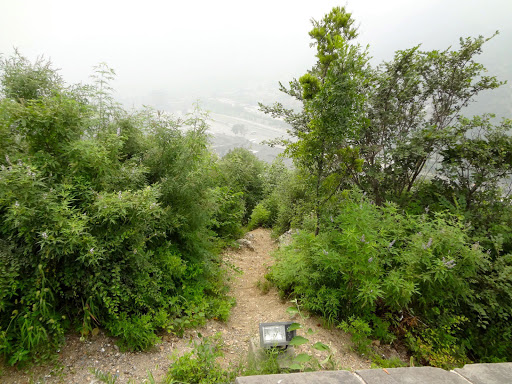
263, 6, 504, 210
261, 6, 365, 235
438, 114, 512, 208
355, 34, 505, 204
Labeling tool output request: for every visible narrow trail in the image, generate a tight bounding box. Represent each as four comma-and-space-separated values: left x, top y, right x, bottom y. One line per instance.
215, 228, 370, 370
2, 228, 369, 384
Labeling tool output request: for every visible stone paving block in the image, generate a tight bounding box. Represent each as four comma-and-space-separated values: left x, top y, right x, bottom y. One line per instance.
454, 362, 512, 384
235, 370, 361, 384
356, 366, 468, 384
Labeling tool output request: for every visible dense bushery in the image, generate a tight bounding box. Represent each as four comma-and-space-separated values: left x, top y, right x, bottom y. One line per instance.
259, 6, 512, 367
0, 53, 268, 365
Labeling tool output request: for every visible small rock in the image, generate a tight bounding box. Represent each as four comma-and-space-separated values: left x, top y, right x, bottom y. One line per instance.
236, 238, 255, 251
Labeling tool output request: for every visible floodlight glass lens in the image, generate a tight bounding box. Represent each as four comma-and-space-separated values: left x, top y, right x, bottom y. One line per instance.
262, 325, 286, 343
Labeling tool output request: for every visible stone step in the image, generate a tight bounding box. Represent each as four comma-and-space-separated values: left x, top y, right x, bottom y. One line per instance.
235, 363, 512, 384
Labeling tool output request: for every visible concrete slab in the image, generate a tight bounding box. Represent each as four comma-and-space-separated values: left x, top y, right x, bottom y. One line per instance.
454, 363, 512, 384
235, 370, 362, 384
356, 366, 468, 384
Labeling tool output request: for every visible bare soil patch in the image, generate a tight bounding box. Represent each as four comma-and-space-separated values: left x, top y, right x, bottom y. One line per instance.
1, 228, 370, 383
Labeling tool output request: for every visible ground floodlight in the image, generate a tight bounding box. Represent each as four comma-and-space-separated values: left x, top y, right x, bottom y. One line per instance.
259, 322, 296, 349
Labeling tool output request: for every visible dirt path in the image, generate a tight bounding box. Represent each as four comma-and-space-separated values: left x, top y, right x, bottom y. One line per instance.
217, 229, 370, 370
2, 228, 369, 384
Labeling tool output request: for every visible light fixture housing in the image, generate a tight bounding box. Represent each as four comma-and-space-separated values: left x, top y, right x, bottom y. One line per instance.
259, 322, 296, 349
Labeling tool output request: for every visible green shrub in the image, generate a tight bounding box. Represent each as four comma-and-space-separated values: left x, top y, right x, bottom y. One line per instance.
339, 316, 372, 355
208, 186, 245, 239
406, 316, 470, 369
215, 148, 265, 222
268, 191, 509, 365
0, 55, 233, 365
247, 203, 271, 230
107, 313, 163, 352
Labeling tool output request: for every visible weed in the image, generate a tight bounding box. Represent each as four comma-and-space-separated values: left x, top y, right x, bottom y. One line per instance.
244, 347, 281, 376
165, 333, 239, 384
286, 299, 309, 321
91, 368, 118, 384
255, 279, 272, 295
93, 368, 157, 384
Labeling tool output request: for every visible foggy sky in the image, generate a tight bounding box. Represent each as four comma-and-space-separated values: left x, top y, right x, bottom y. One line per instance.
1, 0, 511, 105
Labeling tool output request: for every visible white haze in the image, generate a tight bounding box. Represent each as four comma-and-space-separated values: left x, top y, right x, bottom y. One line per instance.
1, 0, 511, 119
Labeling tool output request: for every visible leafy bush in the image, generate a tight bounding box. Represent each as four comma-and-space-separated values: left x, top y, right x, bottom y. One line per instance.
107, 312, 164, 352
256, 166, 312, 236
247, 203, 271, 230
257, 4, 512, 368
269, 191, 511, 365
1, 50, 63, 101
215, 148, 265, 222
406, 316, 470, 370
0, 54, 234, 365
208, 186, 245, 239
339, 317, 372, 355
